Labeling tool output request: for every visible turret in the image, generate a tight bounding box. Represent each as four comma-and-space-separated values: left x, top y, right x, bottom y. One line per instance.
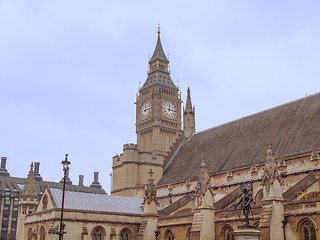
16, 163, 39, 240
183, 87, 195, 138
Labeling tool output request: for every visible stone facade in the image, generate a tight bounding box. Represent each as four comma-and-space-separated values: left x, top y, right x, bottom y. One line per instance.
16, 31, 320, 240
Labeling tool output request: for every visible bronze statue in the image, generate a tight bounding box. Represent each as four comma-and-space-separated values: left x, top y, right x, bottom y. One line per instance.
233, 185, 253, 227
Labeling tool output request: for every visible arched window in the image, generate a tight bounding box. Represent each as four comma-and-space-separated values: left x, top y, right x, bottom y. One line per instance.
92, 226, 105, 240
223, 226, 235, 240
27, 228, 33, 240
42, 195, 48, 211
120, 227, 132, 240
301, 220, 317, 240
164, 229, 174, 240
39, 225, 46, 240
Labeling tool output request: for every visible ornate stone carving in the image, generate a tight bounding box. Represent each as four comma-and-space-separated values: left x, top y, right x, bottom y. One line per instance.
261, 142, 283, 197
195, 156, 214, 207
144, 169, 157, 204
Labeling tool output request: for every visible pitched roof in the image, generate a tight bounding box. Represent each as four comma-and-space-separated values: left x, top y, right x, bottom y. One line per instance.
158, 93, 320, 185
0, 175, 21, 196
50, 188, 144, 214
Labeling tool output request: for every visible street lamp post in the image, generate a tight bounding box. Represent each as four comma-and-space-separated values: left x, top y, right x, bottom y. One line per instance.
57, 153, 71, 240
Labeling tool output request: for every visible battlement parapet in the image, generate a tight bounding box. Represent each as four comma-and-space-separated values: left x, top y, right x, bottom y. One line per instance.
123, 143, 139, 151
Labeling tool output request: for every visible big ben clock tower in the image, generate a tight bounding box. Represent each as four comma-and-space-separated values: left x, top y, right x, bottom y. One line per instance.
112, 28, 185, 197
136, 28, 182, 154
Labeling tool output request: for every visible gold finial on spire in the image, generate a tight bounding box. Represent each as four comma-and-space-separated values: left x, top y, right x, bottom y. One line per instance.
30, 162, 34, 171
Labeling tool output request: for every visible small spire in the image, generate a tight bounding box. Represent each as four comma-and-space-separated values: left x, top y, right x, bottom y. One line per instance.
21, 162, 38, 201
157, 23, 161, 35
185, 87, 193, 113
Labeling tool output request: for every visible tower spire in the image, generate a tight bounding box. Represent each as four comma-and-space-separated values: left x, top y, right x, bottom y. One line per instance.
185, 87, 193, 113
21, 162, 38, 201
183, 87, 195, 138
149, 25, 169, 65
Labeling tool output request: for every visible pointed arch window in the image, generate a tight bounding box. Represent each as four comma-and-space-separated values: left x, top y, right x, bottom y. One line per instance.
120, 227, 132, 240
223, 226, 235, 240
92, 227, 104, 240
27, 228, 33, 240
164, 229, 174, 240
39, 226, 46, 240
302, 221, 317, 240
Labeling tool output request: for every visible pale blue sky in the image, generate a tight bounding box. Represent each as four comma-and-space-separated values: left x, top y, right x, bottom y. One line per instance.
0, 1, 319, 193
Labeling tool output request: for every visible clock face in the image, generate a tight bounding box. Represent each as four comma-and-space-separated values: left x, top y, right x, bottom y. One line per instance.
162, 101, 177, 119
140, 101, 151, 119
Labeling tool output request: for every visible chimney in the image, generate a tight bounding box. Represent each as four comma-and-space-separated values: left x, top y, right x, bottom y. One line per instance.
33, 162, 43, 181
0, 157, 9, 176
90, 172, 102, 189
94, 172, 99, 182
79, 175, 84, 186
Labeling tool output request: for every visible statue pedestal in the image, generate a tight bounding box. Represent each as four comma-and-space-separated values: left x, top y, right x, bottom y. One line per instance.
234, 227, 261, 240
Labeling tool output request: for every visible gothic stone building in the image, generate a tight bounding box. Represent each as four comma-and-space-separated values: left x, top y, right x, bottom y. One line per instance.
18, 31, 320, 240
0, 157, 106, 240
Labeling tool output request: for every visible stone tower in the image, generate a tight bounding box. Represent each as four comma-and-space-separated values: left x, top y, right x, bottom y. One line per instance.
136, 27, 182, 154
112, 28, 183, 197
